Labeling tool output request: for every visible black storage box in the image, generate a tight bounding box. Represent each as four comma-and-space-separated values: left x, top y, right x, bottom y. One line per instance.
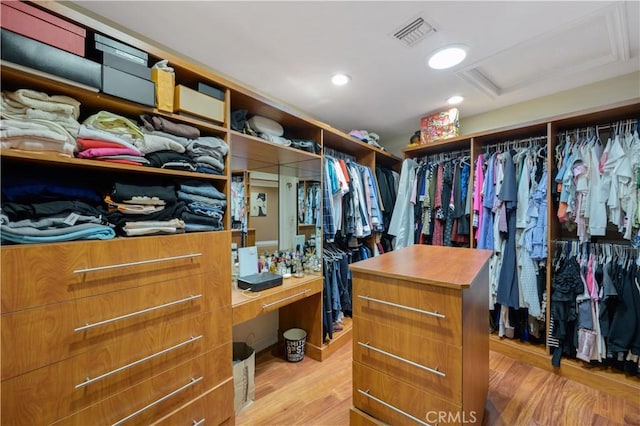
102, 52, 151, 80
102, 65, 155, 106
198, 82, 225, 101
238, 272, 283, 292
94, 33, 148, 65
1, 28, 101, 90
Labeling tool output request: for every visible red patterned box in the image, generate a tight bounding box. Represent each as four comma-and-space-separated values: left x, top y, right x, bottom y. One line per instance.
420, 108, 460, 144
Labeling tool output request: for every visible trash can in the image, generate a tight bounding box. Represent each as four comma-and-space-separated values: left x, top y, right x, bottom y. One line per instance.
283, 328, 307, 362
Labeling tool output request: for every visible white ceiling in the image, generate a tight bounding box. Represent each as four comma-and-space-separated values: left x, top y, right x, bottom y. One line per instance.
73, 1, 640, 153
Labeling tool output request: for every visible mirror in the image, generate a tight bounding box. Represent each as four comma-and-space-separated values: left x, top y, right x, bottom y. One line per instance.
231, 161, 321, 257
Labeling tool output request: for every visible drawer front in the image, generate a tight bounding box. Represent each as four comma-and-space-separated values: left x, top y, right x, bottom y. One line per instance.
352, 273, 461, 345
2, 272, 229, 380
151, 379, 234, 426
353, 316, 461, 402
1, 310, 230, 426
353, 362, 462, 426
232, 277, 322, 326
1, 231, 230, 313
51, 344, 233, 426
350, 407, 389, 426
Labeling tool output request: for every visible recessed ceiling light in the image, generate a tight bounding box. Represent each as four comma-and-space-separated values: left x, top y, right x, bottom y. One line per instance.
331, 73, 351, 86
447, 95, 464, 105
428, 46, 467, 70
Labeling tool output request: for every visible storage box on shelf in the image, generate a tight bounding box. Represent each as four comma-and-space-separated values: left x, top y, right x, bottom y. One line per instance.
0, 0, 86, 56
401, 98, 640, 403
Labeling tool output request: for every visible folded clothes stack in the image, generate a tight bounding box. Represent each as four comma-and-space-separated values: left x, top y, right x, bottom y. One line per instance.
140, 114, 228, 174
0, 175, 114, 244
105, 182, 184, 237
0, 89, 81, 156
348, 129, 384, 150
177, 180, 226, 232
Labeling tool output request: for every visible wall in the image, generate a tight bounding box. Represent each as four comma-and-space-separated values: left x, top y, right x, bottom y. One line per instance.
460, 71, 640, 135
250, 185, 278, 246
233, 310, 279, 354
384, 71, 640, 156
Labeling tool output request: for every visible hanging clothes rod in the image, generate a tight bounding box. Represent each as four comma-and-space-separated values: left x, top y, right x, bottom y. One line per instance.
417, 148, 469, 163
323, 147, 356, 162
483, 135, 546, 154
557, 118, 638, 138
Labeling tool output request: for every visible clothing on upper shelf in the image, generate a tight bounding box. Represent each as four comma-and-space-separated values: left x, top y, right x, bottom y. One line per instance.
1, 89, 80, 156
553, 120, 640, 243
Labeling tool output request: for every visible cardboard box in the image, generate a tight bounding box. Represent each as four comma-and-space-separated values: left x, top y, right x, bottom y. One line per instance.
1, 28, 101, 90
420, 108, 460, 144
102, 65, 155, 107
0, 1, 86, 56
151, 68, 175, 112
232, 342, 255, 414
174, 85, 225, 123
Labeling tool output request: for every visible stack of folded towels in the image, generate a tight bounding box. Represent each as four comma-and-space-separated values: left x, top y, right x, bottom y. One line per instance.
0, 89, 81, 156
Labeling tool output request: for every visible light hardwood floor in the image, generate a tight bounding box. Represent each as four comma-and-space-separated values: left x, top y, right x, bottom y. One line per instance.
236, 341, 640, 426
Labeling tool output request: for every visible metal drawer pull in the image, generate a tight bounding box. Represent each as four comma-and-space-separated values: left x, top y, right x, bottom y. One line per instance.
358, 341, 446, 377
262, 289, 310, 309
357, 388, 431, 426
73, 253, 202, 274
193, 419, 205, 426
357, 295, 445, 319
112, 376, 203, 426
75, 335, 202, 389
75, 294, 203, 332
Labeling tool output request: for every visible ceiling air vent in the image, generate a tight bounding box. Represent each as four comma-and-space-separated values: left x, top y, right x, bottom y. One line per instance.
392, 17, 436, 47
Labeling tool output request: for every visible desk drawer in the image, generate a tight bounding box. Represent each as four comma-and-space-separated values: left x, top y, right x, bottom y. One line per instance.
1, 311, 230, 426
232, 276, 322, 325
353, 362, 461, 426
151, 379, 234, 426
51, 344, 232, 426
352, 273, 461, 345
1, 231, 229, 313
353, 316, 461, 402
2, 273, 228, 379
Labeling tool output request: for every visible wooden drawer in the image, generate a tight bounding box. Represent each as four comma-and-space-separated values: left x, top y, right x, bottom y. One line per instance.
2, 273, 229, 380
51, 344, 233, 426
352, 273, 461, 345
350, 407, 388, 426
151, 379, 234, 426
232, 275, 322, 326
353, 316, 461, 402
1, 310, 230, 426
353, 362, 462, 426
1, 231, 230, 313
